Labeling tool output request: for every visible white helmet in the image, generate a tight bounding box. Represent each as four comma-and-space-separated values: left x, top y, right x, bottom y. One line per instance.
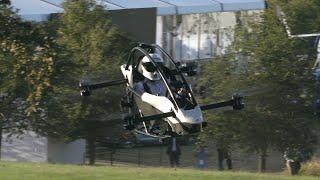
139, 53, 163, 81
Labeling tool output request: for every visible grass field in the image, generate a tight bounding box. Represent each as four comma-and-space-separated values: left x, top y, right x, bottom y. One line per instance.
0, 161, 319, 180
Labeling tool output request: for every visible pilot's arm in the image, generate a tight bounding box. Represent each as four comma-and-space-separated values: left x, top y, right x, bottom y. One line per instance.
133, 82, 145, 96
141, 92, 172, 113
134, 79, 168, 96
133, 81, 172, 112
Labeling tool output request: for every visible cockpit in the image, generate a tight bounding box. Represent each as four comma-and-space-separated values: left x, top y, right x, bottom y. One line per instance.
127, 43, 198, 111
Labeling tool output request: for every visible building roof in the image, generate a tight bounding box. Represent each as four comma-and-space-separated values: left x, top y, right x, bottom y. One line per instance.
12, 0, 265, 17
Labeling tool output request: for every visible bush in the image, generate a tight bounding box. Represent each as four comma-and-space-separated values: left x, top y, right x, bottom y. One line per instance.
300, 160, 320, 176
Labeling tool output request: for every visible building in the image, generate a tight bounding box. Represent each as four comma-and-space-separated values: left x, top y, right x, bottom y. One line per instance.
12, 0, 266, 61
1, 131, 86, 164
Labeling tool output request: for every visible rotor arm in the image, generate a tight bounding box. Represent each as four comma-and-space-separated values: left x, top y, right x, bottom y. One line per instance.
79, 79, 127, 96
200, 95, 244, 111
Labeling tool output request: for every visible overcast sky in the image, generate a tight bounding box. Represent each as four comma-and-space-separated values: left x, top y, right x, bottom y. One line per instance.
11, 0, 62, 15
10, 0, 265, 16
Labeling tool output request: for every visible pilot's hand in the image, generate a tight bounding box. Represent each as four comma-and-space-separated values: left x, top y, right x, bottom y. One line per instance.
177, 87, 188, 98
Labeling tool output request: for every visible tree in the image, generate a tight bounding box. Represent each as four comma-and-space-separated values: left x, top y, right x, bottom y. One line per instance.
198, 1, 318, 172
197, 53, 247, 170
0, 1, 56, 155
57, 0, 131, 165
237, 3, 317, 171
277, 0, 320, 34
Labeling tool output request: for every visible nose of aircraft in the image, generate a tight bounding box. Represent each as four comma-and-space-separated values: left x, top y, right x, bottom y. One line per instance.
176, 106, 203, 124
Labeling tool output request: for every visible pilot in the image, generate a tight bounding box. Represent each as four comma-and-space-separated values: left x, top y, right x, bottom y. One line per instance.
134, 53, 170, 134
134, 53, 168, 96
134, 53, 192, 111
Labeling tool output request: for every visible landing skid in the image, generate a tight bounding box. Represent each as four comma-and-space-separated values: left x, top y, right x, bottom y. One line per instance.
134, 129, 171, 139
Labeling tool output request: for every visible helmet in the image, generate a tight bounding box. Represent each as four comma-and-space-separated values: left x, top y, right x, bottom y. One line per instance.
139, 53, 163, 81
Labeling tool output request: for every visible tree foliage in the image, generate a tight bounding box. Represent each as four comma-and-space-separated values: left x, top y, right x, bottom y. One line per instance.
1, 0, 132, 147
277, 0, 320, 34
56, 0, 132, 139
53, 0, 132, 164
198, 0, 319, 171
0, 2, 56, 135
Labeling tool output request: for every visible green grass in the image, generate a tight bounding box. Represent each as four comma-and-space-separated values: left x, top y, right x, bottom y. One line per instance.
0, 161, 318, 180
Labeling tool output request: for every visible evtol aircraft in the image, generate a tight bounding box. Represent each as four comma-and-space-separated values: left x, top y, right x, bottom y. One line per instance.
79, 43, 244, 138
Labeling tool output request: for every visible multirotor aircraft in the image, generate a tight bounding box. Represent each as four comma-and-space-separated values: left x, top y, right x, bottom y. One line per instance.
79, 43, 244, 138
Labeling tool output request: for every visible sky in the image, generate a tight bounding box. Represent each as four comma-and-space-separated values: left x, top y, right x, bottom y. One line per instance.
11, 0, 63, 15
10, 0, 265, 16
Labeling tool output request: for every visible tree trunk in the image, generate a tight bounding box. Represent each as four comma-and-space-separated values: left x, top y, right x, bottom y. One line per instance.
87, 136, 96, 165
0, 125, 2, 160
217, 148, 233, 170
226, 156, 233, 170
217, 148, 224, 170
0, 118, 3, 160
258, 149, 267, 172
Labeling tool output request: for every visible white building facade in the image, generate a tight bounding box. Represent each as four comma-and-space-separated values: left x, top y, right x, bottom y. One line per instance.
12, 0, 266, 62
1, 131, 86, 164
